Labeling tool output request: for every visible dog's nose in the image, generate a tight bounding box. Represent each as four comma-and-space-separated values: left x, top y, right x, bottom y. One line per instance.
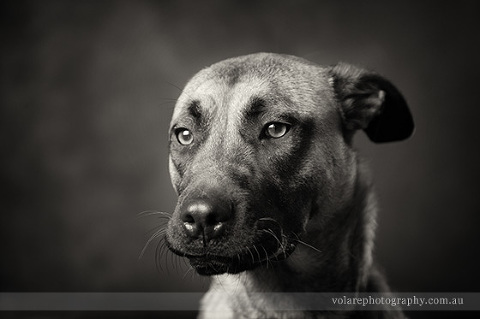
180, 199, 232, 242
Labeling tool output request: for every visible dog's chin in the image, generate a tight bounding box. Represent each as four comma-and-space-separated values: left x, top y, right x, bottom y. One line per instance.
188, 257, 247, 276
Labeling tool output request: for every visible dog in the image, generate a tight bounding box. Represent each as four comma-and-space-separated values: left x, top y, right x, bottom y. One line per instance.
165, 53, 414, 318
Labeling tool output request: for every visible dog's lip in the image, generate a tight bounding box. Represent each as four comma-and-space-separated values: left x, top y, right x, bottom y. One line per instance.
166, 234, 298, 263
181, 253, 236, 262
175, 245, 296, 264
166, 245, 233, 261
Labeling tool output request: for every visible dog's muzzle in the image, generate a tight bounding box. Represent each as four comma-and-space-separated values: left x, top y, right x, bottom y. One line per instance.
166, 193, 297, 275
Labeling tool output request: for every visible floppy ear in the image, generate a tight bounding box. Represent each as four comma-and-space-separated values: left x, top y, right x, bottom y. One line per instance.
328, 63, 414, 143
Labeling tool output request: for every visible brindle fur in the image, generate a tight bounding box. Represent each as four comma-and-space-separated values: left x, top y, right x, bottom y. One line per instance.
165, 53, 414, 318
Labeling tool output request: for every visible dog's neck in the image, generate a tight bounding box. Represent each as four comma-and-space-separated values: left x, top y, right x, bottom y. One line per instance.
210, 158, 377, 294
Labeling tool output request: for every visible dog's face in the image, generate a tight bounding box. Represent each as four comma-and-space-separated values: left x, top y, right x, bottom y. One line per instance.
165, 53, 413, 276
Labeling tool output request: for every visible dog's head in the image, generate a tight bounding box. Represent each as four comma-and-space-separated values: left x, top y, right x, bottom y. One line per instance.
165, 53, 413, 275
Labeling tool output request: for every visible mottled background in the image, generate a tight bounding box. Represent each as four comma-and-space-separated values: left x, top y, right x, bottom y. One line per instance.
1, 0, 479, 318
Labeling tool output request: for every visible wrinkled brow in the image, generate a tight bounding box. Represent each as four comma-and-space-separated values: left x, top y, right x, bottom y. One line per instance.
243, 97, 267, 120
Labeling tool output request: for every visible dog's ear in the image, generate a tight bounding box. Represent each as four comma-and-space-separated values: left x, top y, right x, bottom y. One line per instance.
328, 63, 414, 143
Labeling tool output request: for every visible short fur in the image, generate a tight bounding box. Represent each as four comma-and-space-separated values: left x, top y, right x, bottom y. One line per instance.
165, 53, 414, 318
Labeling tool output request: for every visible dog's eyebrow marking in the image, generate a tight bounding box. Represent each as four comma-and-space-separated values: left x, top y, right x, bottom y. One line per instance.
187, 100, 202, 119
244, 97, 267, 119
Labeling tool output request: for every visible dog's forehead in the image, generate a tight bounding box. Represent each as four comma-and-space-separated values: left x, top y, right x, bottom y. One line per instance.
172, 53, 335, 122
173, 75, 269, 119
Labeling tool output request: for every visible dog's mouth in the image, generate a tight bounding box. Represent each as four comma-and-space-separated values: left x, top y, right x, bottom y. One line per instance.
178, 243, 296, 276
166, 223, 298, 275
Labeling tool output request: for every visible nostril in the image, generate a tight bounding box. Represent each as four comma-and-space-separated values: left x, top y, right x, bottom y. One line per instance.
205, 213, 221, 227
181, 213, 195, 224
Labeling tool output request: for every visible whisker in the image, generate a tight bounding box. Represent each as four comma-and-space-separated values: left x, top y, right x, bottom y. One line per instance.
296, 240, 322, 253
145, 224, 165, 235
183, 266, 195, 280
154, 239, 167, 272
170, 247, 178, 273
291, 233, 322, 254
157, 97, 177, 107
175, 255, 183, 276
164, 80, 185, 93
137, 210, 172, 219
262, 229, 285, 251
260, 245, 271, 269
182, 256, 189, 269
258, 217, 279, 223
210, 262, 219, 274
161, 241, 175, 275
253, 245, 261, 262
190, 267, 198, 281
246, 247, 255, 263
140, 228, 166, 259
257, 217, 282, 229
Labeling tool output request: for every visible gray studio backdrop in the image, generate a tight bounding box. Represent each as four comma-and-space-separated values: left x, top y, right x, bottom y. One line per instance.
2, 0, 479, 298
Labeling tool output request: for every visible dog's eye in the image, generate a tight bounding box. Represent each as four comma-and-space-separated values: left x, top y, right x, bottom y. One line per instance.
175, 128, 194, 145
264, 122, 290, 139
